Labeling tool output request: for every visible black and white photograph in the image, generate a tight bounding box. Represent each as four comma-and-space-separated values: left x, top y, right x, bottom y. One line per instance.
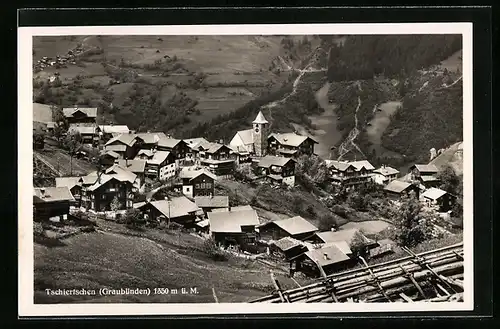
18, 22, 473, 316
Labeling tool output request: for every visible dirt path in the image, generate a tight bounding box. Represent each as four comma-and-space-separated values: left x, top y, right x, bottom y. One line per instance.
336, 82, 365, 160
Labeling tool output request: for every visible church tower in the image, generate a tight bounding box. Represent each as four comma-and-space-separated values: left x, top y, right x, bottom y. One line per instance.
252, 110, 269, 157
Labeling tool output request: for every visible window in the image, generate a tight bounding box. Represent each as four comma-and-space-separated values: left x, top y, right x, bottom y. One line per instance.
195, 184, 200, 189
186, 187, 190, 192
206, 183, 212, 189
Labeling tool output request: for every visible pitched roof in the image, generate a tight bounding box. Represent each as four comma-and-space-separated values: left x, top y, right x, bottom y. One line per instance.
147, 197, 200, 219
268, 132, 318, 147
258, 155, 295, 168
116, 159, 147, 173
79, 173, 98, 185
373, 166, 400, 176
265, 216, 318, 236
136, 132, 167, 144
420, 175, 439, 182
304, 244, 350, 267
208, 209, 260, 233
101, 150, 120, 159
68, 125, 96, 135
234, 129, 254, 145
105, 133, 137, 147
179, 167, 217, 181
194, 196, 229, 208
321, 240, 353, 256
315, 228, 373, 246
104, 144, 127, 152
62, 107, 97, 118
273, 236, 304, 251
422, 187, 448, 200
350, 160, 375, 171
324, 160, 354, 171
149, 151, 173, 165
252, 111, 269, 124
136, 149, 154, 158
157, 137, 182, 148
184, 138, 209, 150
384, 180, 413, 194
97, 125, 130, 134
104, 164, 137, 183
55, 176, 81, 190
34, 187, 75, 203
411, 164, 439, 173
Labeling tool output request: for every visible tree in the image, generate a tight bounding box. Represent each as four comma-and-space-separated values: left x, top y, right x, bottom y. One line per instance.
124, 208, 145, 230
33, 130, 45, 149
350, 230, 368, 257
63, 131, 82, 176
394, 193, 435, 247
110, 196, 121, 212
347, 191, 369, 211
437, 165, 461, 195
317, 214, 338, 231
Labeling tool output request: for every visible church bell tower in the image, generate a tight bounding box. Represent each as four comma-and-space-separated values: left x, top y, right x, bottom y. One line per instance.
252, 110, 269, 157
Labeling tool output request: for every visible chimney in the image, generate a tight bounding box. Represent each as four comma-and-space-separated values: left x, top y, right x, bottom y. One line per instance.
323, 253, 329, 260
219, 139, 223, 144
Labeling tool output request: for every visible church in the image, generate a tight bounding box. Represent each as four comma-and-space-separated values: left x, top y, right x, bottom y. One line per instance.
229, 111, 270, 159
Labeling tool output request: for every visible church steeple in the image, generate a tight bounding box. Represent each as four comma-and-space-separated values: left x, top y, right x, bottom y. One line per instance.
252, 111, 269, 157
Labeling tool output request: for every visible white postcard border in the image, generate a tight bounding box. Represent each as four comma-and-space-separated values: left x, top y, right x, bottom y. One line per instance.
18, 22, 473, 316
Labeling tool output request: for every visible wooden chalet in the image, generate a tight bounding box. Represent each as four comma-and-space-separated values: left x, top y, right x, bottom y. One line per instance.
289, 244, 353, 277
194, 196, 230, 216
178, 167, 217, 198
55, 176, 82, 207
267, 132, 318, 158
256, 155, 296, 187
33, 187, 75, 222
195, 142, 236, 178
408, 164, 440, 188
421, 187, 455, 212
157, 137, 190, 163
62, 107, 97, 125
136, 196, 200, 227
134, 149, 176, 181
259, 216, 318, 241
208, 206, 260, 248
372, 165, 400, 186
325, 160, 375, 189
383, 180, 420, 201
104, 133, 144, 160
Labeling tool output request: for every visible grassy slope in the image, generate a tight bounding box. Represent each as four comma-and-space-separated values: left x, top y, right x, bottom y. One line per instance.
35, 218, 312, 304
33, 35, 288, 129
35, 146, 98, 177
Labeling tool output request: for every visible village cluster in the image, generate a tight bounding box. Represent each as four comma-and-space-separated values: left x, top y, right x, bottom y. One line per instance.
33, 106, 458, 278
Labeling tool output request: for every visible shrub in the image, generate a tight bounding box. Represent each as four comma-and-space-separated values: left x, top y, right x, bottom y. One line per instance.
202, 238, 228, 261
124, 208, 145, 230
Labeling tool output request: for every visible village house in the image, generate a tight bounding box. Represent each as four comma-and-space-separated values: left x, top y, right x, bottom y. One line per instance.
194, 195, 230, 216
311, 228, 378, 256
195, 142, 236, 178
270, 236, 309, 261
184, 137, 210, 164
62, 107, 98, 126
267, 132, 318, 158
408, 164, 440, 188
421, 187, 454, 212
134, 149, 177, 181
104, 133, 144, 160
68, 125, 98, 145
115, 159, 147, 189
157, 137, 190, 163
259, 216, 319, 241
79, 167, 137, 211
383, 180, 420, 201
33, 187, 75, 222
229, 111, 269, 158
372, 165, 400, 185
256, 155, 296, 187
325, 160, 375, 189
134, 132, 167, 150
207, 206, 260, 248
178, 167, 217, 198
136, 196, 200, 227
289, 244, 353, 277
96, 124, 130, 143
55, 176, 82, 207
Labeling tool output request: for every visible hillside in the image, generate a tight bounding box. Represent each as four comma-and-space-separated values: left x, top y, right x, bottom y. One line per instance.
35, 219, 312, 304
33, 35, 317, 135
430, 141, 464, 176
